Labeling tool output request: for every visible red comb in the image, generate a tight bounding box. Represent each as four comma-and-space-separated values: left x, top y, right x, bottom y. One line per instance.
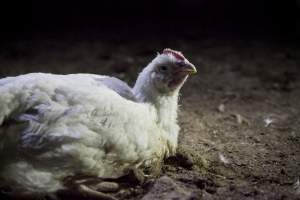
162, 48, 185, 61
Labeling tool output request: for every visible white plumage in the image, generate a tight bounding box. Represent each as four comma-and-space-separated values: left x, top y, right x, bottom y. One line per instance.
0, 48, 196, 196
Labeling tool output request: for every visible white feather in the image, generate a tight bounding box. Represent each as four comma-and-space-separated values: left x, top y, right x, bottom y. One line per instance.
0, 50, 193, 195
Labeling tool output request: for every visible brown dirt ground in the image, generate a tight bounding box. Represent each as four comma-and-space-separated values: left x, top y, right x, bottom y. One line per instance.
0, 37, 299, 200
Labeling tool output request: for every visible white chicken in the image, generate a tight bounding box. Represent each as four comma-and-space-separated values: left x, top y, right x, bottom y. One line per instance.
0, 48, 196, 198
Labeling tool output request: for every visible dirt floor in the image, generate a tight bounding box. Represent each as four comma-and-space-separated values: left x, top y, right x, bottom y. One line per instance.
0, 36, 299, 199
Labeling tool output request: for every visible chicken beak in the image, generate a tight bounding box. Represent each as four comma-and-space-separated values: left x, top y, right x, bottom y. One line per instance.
181, 63, 197, 75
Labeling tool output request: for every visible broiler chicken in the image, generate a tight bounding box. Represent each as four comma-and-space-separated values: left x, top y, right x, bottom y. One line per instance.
0, 48, 196, 198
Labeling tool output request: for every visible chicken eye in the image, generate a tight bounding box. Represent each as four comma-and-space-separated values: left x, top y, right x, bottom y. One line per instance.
159, 66, 168, 72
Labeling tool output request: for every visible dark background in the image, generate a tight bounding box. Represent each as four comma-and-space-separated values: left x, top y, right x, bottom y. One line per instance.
1, 0, 300, 41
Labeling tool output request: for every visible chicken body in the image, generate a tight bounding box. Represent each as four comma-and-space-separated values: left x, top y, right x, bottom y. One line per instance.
0, 49, 196, 196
